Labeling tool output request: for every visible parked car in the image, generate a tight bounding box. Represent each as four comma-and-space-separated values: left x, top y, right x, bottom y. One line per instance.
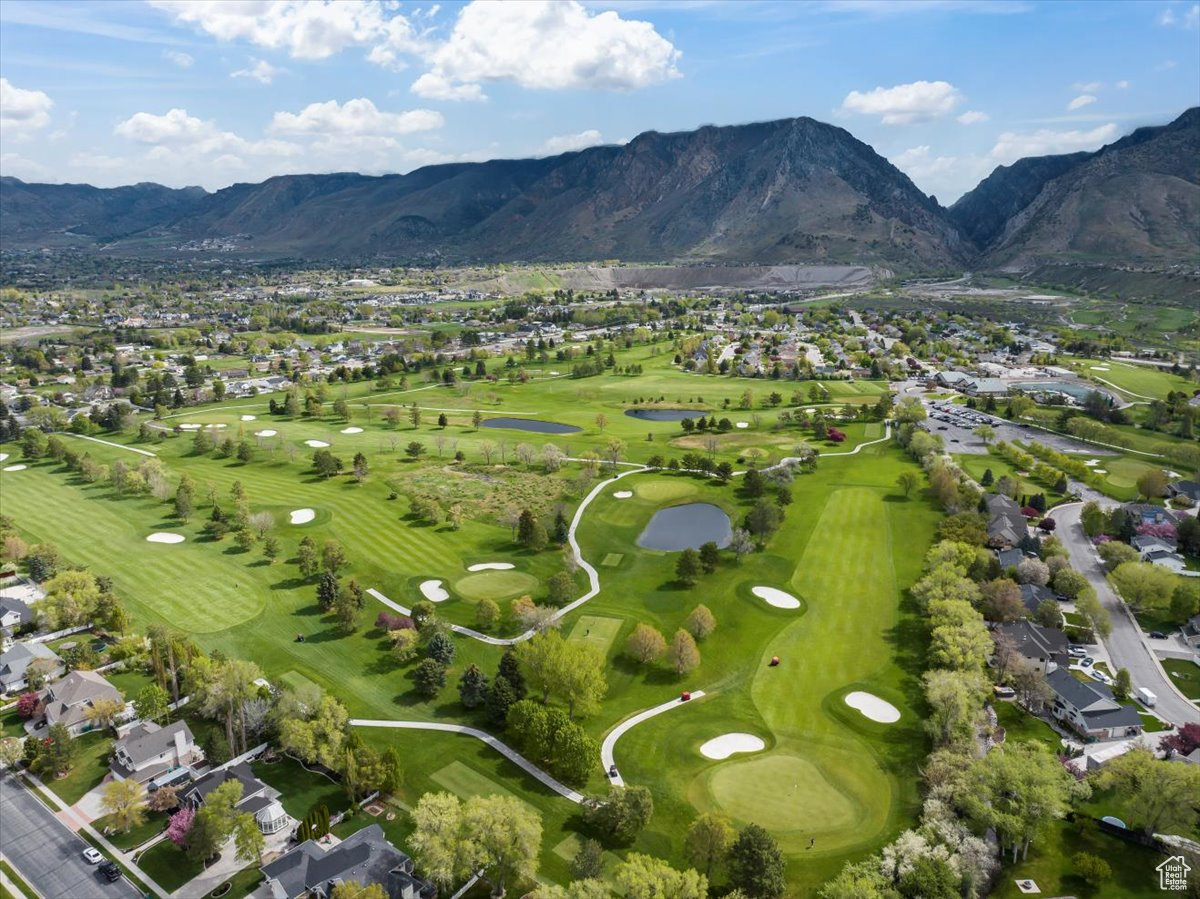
1090, 669, 1113, 685
608, 764, 619, 779
1148, 631, 1166, 639
82, 848, 103, 865
1079, 657, 1094, 668
99, 862, 121, 883
1069, 647, 1087, 658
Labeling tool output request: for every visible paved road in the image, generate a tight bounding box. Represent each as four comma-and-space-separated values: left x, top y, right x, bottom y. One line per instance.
0, 775, 140, 899
1055, 503, 1200, 726
601, 692, 707, 787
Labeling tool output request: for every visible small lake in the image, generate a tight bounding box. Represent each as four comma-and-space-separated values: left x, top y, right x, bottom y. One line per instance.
480, 417, 582, 434
637, 503, 732, 551
625, 408, 711, 422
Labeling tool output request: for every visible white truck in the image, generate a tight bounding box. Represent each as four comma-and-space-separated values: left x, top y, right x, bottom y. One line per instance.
1136, 687, 1157, 707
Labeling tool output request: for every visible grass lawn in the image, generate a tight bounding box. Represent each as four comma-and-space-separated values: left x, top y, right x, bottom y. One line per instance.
1162, 659, 1200, 701
995, 702, 1064, 753
1, 708, 24, 739
567, 615, 624, 656
990, 815, 1169, 899
251, 756, 347, 821
94, 811, 167, 851
1066, 358, 1197, 401
954, 450, 1064, 503
135, 839, 204, 894
44, 731, 112, 806
1138, 712, 1169, 733
104, 667, 155, 703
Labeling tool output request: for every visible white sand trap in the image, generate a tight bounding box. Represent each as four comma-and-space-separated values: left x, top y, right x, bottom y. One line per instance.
0, 453, 8, 462
290, 508, 315, 525
254, 429, 278, 438
805, 408, 816, 413
146, 532, 185, 544
1093, 469, 1107, 474
179, 423, 201, 430
736, 421, 749, 429
241, 414, 256, 421
467, 562, 515, 572
305, 440, 330, 448
844, 691, 900, 723
1084, 459, 1100, 466
751, 586, 801, 609
419, 579, 450, 602
613, 490, 633, 499
341, 427, 363, 434
3, 464, 27, 472
699, 733, 765, 760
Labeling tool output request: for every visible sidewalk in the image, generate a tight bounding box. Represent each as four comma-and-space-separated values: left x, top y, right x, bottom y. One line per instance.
173, 823, 293, 898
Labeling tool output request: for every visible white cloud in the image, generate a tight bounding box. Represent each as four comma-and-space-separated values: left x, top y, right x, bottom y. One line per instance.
891, 145, 958, 181
1159, 7, 1177, 25
1073, 80, 1103, 93
1156, 59, 1178, 70
0, 152, 53, 181
0, 78, 54, 136
269, 98, 443, 136
163, 49, 194, 68
416, 0, 681, 98
840, 80, 963, 125
542, 129, 604, 154
114, 108, 302, 158
232, 59, 283, 84
956, 110, 988, 124
1067, 94, 1097, 111
1116, 79, 1131, 89
148, 0, 420, 62
410, 72, 487, 102
988, 123, 1118, 164
1158, 4, 1199, 27
1189, 3, 1200, 27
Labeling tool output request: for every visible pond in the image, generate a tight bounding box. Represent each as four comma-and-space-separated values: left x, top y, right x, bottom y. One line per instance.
624, 408, 710, 422
479, 417, 582, 434
637, 503, 732, 551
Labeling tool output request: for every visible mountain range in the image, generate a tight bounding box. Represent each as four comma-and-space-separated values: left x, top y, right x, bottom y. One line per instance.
2, 107, 1196, 276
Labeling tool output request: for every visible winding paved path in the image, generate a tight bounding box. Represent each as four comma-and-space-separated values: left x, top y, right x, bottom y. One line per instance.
59, 433, 157, 457
600, 692, 708, 787
349, 719, 585, 803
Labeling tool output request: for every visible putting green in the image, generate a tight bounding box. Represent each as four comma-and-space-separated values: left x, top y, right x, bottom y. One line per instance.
431, 760, 534, 813
635, 479, 698, 503
705, 754, 859, 832
601, 553, 624, 567
567, 615, 623, 655
452, 570, 539, 602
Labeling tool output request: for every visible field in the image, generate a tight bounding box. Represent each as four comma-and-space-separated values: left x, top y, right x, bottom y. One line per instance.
1065, 358, 1197, 401
0, 345, 932, 893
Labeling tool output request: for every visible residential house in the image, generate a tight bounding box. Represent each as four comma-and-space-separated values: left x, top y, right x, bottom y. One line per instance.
985, 494, 1029, 549
110, 720, 201, 786
1045, 668, 1143, 741
0, 598, 34, 637
0, 642, 63, 693
994, 620, 1069, 674
1167, 480, 1200, 503
1132, 534, 1178, 555
1184, 613, 1200, 649
39, 670, 124, 736
1143, 549, 1187, 573
1123, 503, 1179, 527
1020, 583, 1058, 617
259, 824, 436, 899
184, 762, 288, 834
995, 547, 1025, 571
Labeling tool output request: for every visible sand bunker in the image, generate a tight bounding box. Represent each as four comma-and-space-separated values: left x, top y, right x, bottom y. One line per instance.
178, 423, 201, 430
241, 415, 257, 421
420, 579, 450, 602
700, 733, 765, 760
844, 691, 900, 723
1093, 469, 1107, 474
146, 532, 185, 544
341, 427, 363, 434
254, 429, 278, 438
290, 509, 315, 525
467, 563, 515, 572
305, 440, 330, 448
1084, 459, 1100, 466
1090, 366, 1110, 371
3, 464, 27, 472
613, 490, 633, 499
0, 453, 8, 462
736, 421, 749, 429
751, 586, 801, 609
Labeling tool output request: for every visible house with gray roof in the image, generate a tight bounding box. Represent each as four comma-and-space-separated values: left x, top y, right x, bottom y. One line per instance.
0, 598, 34, 638
110, 720, 200, 785
260, 824, 435, 899
1167, 479, 1200, 503
0, 642, 63, 693
994, 620, 1069, 674
985, 493, 1029, 549
1019, 583, 1058, 617
184, 762, 288, 834
40, 669, 123, 736
1184, 613, 1200, 650
1046, 668, 1143, 741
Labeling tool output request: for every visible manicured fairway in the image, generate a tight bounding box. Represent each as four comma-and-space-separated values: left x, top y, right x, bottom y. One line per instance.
430, 760, 535, 813
567, 615, 624, 655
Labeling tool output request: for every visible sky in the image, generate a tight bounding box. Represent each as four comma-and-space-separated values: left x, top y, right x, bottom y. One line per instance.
1, 0, 1198, 203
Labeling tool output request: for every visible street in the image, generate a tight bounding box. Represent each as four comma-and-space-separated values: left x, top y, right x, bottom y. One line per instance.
0, 774, 141, 899
1055, 502, 1200, 726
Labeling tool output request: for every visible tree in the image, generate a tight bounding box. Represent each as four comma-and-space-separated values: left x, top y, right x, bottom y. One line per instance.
39, 569, 101, 629
322, 540, 348, 573
896, 471, 919, 497
147, 785, 179, 813
973, 424, 995, 445
1136, 468, 1168, 500
263, 535, 281, 564
745, 499, 783, 541
486, 676, 519, 725
685, 812, 734, 879
922, 669, 986, 747
1098, 540, 1138, 571
979, 578, 1024, 623
352, 452, 369, 483
730, 528, 755, 562
187, 779, 243, 863
1110, 561, 1176, 612
1094, 747, 1200, 836
614, 854, 707, 899
331, 883, 388, 899
317, 570, 340, 611
668, 629, 701, 676
728, 824, 786, 899
570, 838, 604, 881
312, 449, 343, 478
85, 697, 126, 730
0, 736, 23, 770
1016, 557, 1050, 586
234, 811, 266, 864
626, 624, 667, 665
100, 778, 146, 833
391, 629, 419, 663
334, 588, 361, 634
297, 536, 319, 578
166, 806, 194, 846
546, 571, 574, 606
517, 510, 548, 550
476, 598, 501, 630
1112, 667, 1132, 701
427, 632, 456, 665
1072, 853, 1112, 888
134, 684, 169, 724
1034, 599, 1062, 629
1080, 501, 1106, 537
583, 785, 654, 846
414, 659, 447, 698
458, 664, 490, 709
676, 548, 702, 585
699, 541, 721, 574
685, 605, 716, 640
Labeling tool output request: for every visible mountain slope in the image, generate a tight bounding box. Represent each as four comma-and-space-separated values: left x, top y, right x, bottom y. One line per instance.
950, 107, 1200, 268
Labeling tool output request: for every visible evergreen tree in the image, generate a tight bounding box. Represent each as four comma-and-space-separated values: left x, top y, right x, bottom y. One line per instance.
458, 664, 490, 708
317, 571, 340, 611
675, 548, 702, 586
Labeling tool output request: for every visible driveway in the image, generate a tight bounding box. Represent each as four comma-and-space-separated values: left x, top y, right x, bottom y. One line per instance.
1055, 502, 1200, 726
0, 774, 141, 899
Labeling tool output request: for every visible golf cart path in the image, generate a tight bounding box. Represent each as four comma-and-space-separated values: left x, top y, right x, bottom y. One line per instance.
60, 433, 158, 457
349, 719, 584, 803
601, 691, 708, 787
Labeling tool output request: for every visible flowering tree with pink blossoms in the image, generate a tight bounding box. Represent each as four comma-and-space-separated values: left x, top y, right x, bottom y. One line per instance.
167, 807, 194, 847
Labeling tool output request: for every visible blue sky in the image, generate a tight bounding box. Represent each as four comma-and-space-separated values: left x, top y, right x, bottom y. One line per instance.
1, 0, 1197, 202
